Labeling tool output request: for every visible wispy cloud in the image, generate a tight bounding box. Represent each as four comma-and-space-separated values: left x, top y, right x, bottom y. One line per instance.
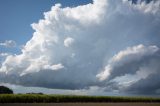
0, 40, 16, 48
0, 53, 9, 57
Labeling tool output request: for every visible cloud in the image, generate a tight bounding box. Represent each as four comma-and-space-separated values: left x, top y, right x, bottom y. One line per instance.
64, 37, 74, 47
44, 63, 64, 71
0, 53, 9, 57
0, 40, 16, 48
0, 0, 160, 95
97, 44, 160, 94
0, 83, 109, 96
97, 44, 159, 81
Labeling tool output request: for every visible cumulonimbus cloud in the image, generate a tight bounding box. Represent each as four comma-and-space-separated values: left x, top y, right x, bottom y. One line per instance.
0, 0, 160, 94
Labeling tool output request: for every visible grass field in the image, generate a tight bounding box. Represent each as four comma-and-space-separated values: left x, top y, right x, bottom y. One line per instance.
1, 103, 160, 106
0, 94, 160, 103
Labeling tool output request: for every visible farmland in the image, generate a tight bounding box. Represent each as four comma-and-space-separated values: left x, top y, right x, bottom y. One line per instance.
0, 103, 160, 106
0, 94, 160, 103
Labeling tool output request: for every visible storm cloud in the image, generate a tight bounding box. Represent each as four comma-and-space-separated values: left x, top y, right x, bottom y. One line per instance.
0, 0, 160, 95
97, 44, 160, 94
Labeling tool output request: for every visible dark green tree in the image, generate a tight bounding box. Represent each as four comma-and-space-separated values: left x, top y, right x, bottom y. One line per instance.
0, 86, 13, 94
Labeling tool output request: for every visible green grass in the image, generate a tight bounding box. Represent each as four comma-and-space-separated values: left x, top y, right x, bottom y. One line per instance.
0, 94, 160, 103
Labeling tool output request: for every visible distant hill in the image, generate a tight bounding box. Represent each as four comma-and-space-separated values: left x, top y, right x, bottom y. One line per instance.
0, 86, 13, 94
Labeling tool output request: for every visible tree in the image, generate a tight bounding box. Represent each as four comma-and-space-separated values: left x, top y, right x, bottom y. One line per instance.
0, 86, 13, 94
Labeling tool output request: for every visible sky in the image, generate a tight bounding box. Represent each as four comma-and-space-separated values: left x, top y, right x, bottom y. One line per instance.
0, 0, 160, 97
0, 0, 92, 54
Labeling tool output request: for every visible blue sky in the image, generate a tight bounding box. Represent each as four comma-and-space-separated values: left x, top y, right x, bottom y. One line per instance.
0, 0, 160, 96
0, 0, 92, 54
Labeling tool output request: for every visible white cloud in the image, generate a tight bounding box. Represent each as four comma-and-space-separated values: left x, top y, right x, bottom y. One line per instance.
97, 44, 159, 81
0, 53, 9, 57
0, 0, 160, 95
44, 63, 64, 71
64, 37, 74, 47
97, 44, 160, 94
131, 0, 160, 14
111, 44, 158, 63
0, 40, 16, 48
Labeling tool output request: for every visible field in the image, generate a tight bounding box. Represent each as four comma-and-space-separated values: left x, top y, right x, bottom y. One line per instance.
0, 103, 160, 106
0, 94, 160, 103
